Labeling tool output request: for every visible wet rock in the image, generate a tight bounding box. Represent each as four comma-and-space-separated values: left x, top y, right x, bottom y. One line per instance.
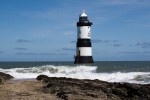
36, 75, 49, 81
37, 75, 150, 100
0, 72, 13, 81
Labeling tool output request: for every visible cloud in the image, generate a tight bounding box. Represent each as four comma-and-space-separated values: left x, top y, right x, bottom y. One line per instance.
16, 53, 36, 55
16, 39, 33, 43
92, 39, 119, 43
91, 39, 103, 43
143, 51, 150, 54
135, 41, 150, 48
113, 44, 122, 47
120, 51, 141, 54
15, 47, 27, 50
16, 52, 66, 55
62, 48, 75, 51
120, 51, 150, 54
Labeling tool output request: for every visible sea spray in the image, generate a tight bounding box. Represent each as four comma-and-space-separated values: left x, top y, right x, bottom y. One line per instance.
0, 64, 150, 84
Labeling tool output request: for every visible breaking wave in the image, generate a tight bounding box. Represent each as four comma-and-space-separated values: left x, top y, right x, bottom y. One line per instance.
0, 65, 150, 84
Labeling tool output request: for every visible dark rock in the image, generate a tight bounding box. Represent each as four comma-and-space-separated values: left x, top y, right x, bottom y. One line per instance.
57, 91, 68, 100
36, 75, 49, 81
0, 72, 13, 81
0, 77, 4, 84
37, 75, 150, 100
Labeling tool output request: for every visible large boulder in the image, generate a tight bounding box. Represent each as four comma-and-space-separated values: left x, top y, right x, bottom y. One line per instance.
0, 72, 13, 84
36, 75, 50, 81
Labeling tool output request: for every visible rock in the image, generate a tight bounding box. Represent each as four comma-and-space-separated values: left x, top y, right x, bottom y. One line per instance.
56, 91, 68, 100
0, 77, 4, 84
0, 72, 13, 80
0, 72, 13, 85
36, 75, 51, 85
36, 75, 49, 81
37, 75, 150, 100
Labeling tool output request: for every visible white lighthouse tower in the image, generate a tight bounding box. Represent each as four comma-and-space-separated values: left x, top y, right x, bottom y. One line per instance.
74, 10, 94, 64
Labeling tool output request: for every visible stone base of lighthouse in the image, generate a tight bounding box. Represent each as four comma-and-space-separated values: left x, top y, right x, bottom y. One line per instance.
74, 56, 94, 64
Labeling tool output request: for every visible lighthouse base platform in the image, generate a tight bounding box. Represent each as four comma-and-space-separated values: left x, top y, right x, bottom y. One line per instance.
74, 56, 94, 64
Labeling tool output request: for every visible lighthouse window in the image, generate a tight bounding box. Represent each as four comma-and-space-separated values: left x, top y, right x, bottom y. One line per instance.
80, 17, 87, 21
82, 17, 86, 20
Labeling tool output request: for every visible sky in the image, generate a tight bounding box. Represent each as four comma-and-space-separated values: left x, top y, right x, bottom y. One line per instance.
0, 0, 150, 61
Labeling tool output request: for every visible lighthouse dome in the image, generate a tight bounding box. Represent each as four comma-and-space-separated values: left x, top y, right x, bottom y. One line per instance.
80, 10, 87, 17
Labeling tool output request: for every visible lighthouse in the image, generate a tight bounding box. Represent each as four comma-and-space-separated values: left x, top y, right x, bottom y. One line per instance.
74, 10, 94, 64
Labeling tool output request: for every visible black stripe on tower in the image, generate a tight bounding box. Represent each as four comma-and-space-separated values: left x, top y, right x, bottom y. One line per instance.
74, 56, 94, 64
77, 39, 91, 47
77, 22, 92, 26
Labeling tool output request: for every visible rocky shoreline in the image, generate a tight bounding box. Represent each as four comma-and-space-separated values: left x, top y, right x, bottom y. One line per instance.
0, 72, 150, 100
37, 75, 150, 100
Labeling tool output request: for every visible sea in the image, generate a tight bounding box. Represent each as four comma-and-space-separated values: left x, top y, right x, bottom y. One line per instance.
0, 61, 150, 84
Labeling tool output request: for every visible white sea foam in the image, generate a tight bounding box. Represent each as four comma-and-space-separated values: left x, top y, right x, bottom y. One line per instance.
0, 65, 150, 84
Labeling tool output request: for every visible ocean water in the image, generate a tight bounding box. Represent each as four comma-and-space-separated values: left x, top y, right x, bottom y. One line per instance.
0, 61, 150, 84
